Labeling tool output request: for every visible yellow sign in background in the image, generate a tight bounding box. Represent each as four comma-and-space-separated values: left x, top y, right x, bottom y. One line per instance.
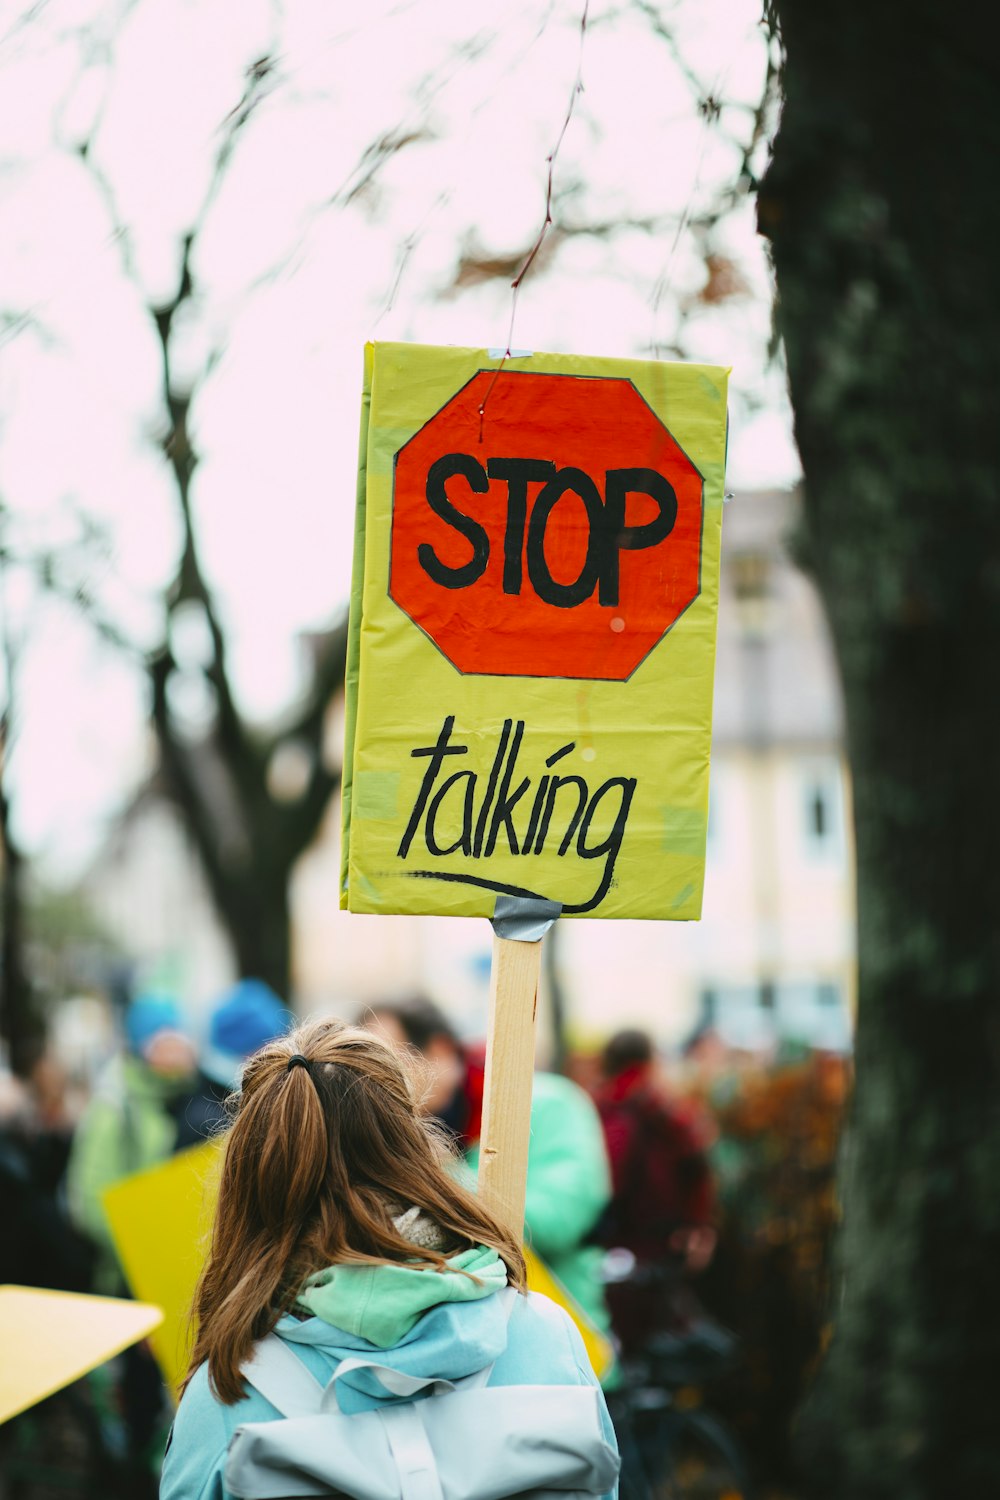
103, 1140, 223, 1394
341, 342, 728, 922
0, 1287, 162, 1424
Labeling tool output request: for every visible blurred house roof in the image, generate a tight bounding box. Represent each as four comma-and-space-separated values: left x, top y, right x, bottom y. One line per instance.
712, 488, 844, 749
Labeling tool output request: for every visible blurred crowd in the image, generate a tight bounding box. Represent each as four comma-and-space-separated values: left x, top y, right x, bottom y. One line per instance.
0, 981, 849, 1497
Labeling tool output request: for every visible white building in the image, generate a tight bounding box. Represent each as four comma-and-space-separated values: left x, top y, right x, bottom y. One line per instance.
85, 775, 237, 1014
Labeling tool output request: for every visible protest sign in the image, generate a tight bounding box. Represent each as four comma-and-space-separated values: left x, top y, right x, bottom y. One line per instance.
341, 342, 728, 923
0, 1286, 162, 1423
103, 1140, 223, 1393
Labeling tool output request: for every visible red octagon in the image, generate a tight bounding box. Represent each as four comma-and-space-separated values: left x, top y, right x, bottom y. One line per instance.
390, 370, 703, 681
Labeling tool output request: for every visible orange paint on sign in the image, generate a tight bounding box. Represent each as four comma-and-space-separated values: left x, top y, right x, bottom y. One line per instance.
391, 370, 703, 681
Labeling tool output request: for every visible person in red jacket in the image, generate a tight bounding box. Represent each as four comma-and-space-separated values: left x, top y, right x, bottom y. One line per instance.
594, 1028, 716, 1354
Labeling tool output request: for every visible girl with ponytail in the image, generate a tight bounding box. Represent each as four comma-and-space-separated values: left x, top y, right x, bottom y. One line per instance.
160, 1019, 617, 1500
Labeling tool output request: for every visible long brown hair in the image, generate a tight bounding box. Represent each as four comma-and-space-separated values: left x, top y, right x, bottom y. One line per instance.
186, 1018, 526, 1403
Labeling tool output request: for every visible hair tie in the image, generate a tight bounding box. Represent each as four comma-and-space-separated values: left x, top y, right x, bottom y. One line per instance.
287, 1054, 312, 1074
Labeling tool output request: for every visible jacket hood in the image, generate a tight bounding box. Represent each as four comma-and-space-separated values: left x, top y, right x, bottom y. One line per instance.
275, 1248, 510, 1412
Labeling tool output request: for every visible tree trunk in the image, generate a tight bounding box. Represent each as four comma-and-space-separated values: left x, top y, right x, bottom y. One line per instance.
216, 873, 291, 1002
760, 5, 1000, 1495
0, 774, 37, 1074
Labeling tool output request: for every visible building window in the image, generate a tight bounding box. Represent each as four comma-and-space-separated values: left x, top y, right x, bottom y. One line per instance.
776, 979, 851, 1052
730, 551, 774, 636
801, 761, 844, 859
695, 982, 777, 1051
809, 785, 828, 840
731, 551, 771, 604
694, 979, 852, 1053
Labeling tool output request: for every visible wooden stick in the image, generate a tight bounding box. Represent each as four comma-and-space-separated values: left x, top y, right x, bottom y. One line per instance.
477, 931, 543, 1238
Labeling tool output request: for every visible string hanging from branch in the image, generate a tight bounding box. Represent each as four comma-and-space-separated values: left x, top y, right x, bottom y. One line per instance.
648, 90, 721, 359
478, 0, 590, 439
646, 29, 756, 359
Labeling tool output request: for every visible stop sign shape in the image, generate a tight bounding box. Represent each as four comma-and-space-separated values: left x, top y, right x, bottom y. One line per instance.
390, 370, 703, 680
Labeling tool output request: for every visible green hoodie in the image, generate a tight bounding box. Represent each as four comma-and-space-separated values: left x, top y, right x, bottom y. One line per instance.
466, 1072, 612, 1338
297, 1244, 507, 1347
66, 1054, 194, 1292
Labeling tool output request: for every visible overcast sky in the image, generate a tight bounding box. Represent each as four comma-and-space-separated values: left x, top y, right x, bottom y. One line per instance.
0, 0, 797, 874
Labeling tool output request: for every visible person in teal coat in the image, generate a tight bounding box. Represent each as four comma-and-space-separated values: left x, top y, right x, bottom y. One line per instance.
365, 997, 613, 1340
159, 1021, 617, 1500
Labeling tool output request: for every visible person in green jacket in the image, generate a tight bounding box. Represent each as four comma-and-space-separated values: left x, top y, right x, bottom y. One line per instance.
364, 997, 613, 1345
67, 993, 198, 1294
66, 993, 200, 1493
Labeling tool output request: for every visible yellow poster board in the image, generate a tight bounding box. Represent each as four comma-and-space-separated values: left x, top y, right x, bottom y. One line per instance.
0, 1286, 162, 1424
523, 1247, 614, 1381
102, 1139, 223, 1394
103, 1137, 612, 1391
341, 341, 728, 921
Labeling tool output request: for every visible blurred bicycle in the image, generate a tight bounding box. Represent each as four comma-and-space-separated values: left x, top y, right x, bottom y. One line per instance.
603, 1249, 753, 1500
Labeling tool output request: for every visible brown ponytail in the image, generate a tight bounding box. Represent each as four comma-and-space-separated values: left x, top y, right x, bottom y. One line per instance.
185, 1019, 526, 1404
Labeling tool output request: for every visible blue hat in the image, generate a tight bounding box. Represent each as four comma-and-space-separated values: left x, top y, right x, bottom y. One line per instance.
203, 980, 289, 1087
125, 994, 183, 1055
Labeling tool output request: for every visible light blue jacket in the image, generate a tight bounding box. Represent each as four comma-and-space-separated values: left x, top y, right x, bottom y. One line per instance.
160, 1285, 618, 1500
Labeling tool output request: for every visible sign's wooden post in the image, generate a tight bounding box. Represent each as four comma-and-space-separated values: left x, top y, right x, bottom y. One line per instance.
477, 933, 543, 1236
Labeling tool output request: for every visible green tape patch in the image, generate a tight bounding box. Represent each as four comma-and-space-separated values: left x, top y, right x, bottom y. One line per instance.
354, 771, 401, 821
662, 807, 708, 858
670, 881, 697, 912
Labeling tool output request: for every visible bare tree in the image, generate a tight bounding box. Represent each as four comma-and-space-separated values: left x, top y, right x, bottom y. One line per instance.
73, 58, 350, 999
149, 255, 345, 994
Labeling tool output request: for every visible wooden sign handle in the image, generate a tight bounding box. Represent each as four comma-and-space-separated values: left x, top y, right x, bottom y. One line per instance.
477, 931, 543, 1238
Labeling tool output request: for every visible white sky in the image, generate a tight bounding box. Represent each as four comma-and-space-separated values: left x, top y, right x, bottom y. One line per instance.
0, 0, 798, 874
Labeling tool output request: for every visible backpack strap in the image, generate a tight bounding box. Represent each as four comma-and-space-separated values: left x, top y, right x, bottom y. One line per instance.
378, 1402, 446, 1500
241, 1334, 324, 1416
324, 1359, 459, 1409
